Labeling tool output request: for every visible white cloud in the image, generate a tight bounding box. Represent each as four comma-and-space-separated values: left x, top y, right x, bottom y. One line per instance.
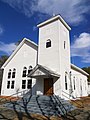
1, 0, 90, 25
0, 26, 4, 35
1, 0, 35, 17
71, 33, 90, 63
0, 41, 16, 55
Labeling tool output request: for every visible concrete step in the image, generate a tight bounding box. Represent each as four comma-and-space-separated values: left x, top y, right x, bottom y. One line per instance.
3, 95, 76, 117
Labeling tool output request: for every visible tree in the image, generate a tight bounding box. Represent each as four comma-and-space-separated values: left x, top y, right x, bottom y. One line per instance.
15, 40, 21, 46
0, 55, 9, 67
82, 67, 90, 82
0, 55, 9, 94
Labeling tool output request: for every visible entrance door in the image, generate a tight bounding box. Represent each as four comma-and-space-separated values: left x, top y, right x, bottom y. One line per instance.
44, 78, 53, 95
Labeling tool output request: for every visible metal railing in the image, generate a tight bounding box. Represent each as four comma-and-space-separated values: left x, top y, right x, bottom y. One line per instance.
53, 94, 67, 115
52, 94, 77, 120
0, 89, 31, 103
62, 90, 84, 108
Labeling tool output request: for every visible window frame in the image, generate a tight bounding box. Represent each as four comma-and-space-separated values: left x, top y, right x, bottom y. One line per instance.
28, 66, 32, 74
12, 68, 16, 78
27, 79, 32, 89
22, 80, 26, 89
7, 81, 10, 89
8, 69, 11, 79
73, 77, 75, 90
22, 67, 27, 77
64, 41, 66, 49
65, 73, 68, 90
46, 39, 51, 48
11, 81, 15, 89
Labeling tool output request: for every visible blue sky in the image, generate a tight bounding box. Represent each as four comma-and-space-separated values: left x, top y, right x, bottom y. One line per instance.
0, 0, 90, 68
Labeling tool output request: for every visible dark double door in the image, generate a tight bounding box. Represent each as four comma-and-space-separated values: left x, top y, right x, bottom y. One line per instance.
44, 78, 53, 95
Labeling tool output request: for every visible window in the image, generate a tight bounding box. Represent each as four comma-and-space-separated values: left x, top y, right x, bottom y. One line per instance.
65, 74, 67, 90
8, 69, 11, 79
46, 39, 51, 48
80, 79, 82, 96
64, 41, 66, 49
22, 80, 26, 89
12, 68, 16, 78
85, 80, 87, 90
28, 66, 32, 74
73, 77, 75, 90
27, 79, 32, 89
11, 81, 15, 89
7, 81, 10, 89
22, 67, 27, 77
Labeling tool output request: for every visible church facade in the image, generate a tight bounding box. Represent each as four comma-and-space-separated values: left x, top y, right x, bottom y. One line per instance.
1, 15, 89, 99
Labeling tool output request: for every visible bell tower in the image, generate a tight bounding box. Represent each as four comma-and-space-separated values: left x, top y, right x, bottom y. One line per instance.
37, 15, 71, 74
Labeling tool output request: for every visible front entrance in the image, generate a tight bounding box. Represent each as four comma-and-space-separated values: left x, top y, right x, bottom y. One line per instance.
44, 78, 53, 95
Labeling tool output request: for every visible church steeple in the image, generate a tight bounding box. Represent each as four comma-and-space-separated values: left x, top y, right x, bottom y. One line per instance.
37, 15, 71, 74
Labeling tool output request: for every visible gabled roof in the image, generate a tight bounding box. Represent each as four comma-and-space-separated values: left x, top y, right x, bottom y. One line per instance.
27, 64, 60, 78
71, 64, 89, 76
1, 38, 38, 69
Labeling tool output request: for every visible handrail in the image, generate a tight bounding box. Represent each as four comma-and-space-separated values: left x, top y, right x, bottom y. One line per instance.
53, 94, 77, 120
53, 94, 67, 115
62, 90, 75, 99
62, 90, 84, 108
0, 89, 31, 103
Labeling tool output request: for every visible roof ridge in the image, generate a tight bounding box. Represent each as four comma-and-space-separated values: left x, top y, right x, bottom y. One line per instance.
1, 38, 38, 69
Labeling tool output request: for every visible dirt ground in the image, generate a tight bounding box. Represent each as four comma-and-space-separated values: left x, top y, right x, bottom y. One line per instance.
0, 107, 62, 120
66, 96, 90, 120
0, 96, 90, 120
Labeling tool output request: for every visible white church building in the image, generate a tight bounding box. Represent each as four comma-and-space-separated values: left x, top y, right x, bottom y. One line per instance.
1, 15, 89, 100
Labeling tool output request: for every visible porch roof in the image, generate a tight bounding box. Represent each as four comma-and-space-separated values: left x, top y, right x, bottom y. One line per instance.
27, 64, 60, 78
